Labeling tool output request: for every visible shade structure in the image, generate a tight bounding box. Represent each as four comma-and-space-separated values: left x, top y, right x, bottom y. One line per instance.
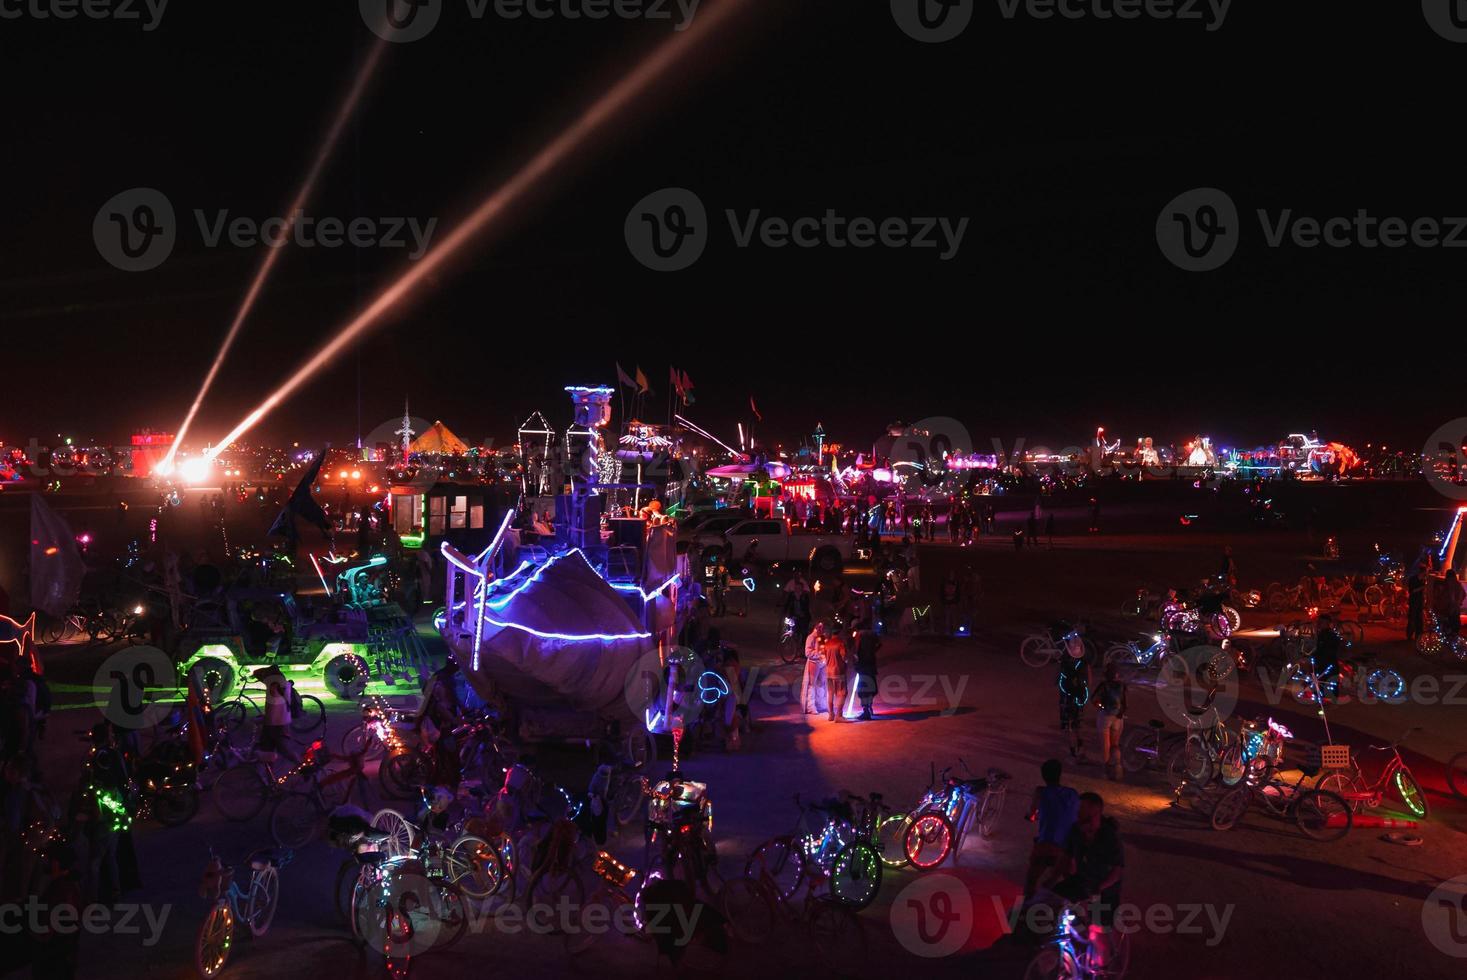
459, 549, 654, 714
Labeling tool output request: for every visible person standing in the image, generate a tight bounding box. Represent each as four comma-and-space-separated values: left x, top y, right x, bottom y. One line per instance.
851, 621, 880, 720
784, 569, 812, 645
1023, 758, 1079, 899
1093, 664, 1127, 780
257, 667, 291, 758
1407, 564, 1426, 642
940, 571, 961, 635
711, 562, 729, 618
823, 628, 849, 722
1088, 497, 1101, 534
904, 537, 922, 594
1438, 569, 1465, 643
802, 622, 828, 715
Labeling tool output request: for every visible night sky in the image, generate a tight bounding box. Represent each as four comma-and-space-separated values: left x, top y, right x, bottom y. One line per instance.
1, 1, 1463, 452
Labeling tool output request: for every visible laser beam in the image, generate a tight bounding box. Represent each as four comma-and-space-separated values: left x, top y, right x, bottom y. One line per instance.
206, 0, 750, 457
160, 37, 388, 473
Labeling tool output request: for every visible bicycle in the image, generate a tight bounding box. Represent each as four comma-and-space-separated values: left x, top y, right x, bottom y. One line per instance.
1314, 728, 1430, 819
563, 849, 647, 955
903, 763, 1009, 870
731, 815, 866, 965
1165, 691, 1239, 790
268, 745, 373, 847
1449, 751, 1467, 800
1208, 750, 1352, 841
212, 737, 328, 822
1118, 720, 1185, 775
1288, 654, 1405, 706
1023, 895, 1131, 980
194, 847, 290, 978
1021, 624, 1094, 669
214, 683, 325, 738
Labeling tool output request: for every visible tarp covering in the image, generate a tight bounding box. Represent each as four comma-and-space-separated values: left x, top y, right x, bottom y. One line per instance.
458, 550, 654, 714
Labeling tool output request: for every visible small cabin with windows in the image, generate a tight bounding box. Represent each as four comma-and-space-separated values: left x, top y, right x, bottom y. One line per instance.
389, 480, 514, 554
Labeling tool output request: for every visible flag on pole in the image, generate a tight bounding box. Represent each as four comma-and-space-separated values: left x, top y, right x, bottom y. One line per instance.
680, 370, 695, 405
30, 494, 84, 617
670, 366, 687, 404
749, 396, 763, 422
635, 365, 651, 394
615, 362, 637, 389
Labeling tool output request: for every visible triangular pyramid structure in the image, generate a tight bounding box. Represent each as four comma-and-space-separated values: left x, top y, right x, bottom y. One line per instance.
409, 420, 470, 455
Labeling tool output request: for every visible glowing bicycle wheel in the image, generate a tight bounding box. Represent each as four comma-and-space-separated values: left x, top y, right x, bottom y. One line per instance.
903, 812, 954, 870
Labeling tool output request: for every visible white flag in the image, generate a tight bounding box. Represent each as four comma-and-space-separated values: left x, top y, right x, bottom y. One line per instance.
31, 494, 84, 616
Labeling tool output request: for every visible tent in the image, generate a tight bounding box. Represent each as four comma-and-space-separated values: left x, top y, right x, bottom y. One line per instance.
459, 550, 655, 714
410, 421, 470, 455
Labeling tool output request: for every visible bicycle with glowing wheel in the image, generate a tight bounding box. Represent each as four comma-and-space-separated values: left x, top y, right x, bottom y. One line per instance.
903, 762, 1010, 870
194, 847, 291, 978
1313, 727, 1430, 820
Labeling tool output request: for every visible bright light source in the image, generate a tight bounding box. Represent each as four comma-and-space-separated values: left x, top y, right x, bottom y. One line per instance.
180, 457, 211, 484
351, 470, 361, 479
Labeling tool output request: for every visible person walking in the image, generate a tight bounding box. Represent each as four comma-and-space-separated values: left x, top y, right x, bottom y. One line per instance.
1057, 637, 1090, 761
823, 628, 849, 722
850, 621, 880, 720
1093, 664, 1127, 780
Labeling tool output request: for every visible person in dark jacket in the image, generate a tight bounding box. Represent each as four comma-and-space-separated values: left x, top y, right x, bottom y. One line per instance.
850, 622, 881, 720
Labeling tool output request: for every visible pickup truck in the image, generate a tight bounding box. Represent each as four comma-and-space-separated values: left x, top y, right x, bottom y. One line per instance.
707, 518, 856, 574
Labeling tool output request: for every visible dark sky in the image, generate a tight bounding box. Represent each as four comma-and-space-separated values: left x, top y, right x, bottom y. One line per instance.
1, 1, 1463, 454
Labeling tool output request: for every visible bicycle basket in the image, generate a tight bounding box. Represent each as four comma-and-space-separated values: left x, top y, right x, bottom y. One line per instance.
1282, 740, 1324, 777
593, 850, 636, 887
1319, 744, 1350, 770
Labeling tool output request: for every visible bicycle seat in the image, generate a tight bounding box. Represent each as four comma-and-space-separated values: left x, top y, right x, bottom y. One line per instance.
1148, 720, 1166, 729
248, 848, 279, 870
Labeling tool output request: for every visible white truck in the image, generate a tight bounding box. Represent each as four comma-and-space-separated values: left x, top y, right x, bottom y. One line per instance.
711, 518, 857, 574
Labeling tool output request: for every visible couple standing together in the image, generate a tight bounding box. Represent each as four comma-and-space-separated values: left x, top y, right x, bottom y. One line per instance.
800, 620, 879, 721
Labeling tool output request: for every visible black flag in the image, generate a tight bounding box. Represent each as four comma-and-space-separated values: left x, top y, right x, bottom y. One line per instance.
269, 448, 332, 539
